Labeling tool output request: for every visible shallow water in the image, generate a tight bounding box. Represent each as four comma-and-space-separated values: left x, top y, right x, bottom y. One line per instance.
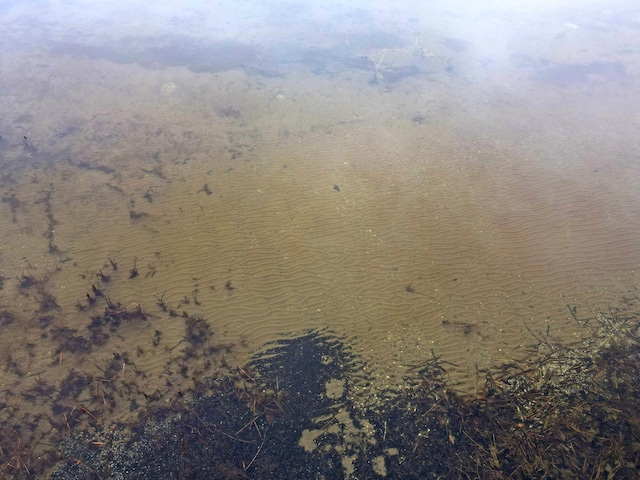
0, 0, 639, 471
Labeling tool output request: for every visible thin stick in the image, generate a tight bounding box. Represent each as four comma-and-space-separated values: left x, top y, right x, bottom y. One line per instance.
243, 438, 266, 472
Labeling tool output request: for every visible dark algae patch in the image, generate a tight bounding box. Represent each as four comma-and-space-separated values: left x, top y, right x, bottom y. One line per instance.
49, 330, 364, 479
43, 302, 640, 479
3, 300, 640, 478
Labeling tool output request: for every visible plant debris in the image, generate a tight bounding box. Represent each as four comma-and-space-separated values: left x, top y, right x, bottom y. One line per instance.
2, 299, 640, 479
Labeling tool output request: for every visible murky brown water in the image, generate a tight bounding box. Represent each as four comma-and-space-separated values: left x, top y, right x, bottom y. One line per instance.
0, 0, 639, 471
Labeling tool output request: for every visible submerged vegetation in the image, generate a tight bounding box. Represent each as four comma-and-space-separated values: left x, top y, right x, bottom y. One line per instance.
378, 300, 640, 479
1, 296, 639, 478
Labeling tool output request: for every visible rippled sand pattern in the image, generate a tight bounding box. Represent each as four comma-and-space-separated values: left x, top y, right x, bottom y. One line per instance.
1, 46, 639, 414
